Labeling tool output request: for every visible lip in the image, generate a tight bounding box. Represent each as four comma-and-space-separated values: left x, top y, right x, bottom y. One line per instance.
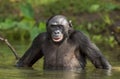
53, 38, 60, 40
52, 34, 63, 42
52, 37, 63, 42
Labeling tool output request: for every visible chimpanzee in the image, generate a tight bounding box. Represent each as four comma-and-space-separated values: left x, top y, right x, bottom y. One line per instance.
16, 15, 111, 70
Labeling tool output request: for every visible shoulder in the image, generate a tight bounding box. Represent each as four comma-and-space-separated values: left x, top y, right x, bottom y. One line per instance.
33, 32, 47, 43
37, 32, 47, 38
70, 30, 87, 39
70, 30, 90, 43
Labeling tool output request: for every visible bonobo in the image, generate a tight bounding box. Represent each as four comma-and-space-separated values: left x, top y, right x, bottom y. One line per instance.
16, 15, 111, 70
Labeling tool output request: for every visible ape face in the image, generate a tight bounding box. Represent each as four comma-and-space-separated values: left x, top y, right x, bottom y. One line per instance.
47, 15, 72, 43
50, 25, 64, 42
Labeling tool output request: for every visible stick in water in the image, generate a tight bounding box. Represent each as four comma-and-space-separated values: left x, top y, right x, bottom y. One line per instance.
0, 36, 19, 60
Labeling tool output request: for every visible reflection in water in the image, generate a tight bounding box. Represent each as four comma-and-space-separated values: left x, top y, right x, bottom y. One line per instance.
15, 68, 87, 79
42, 70, 86, 79
1, 65, 119, 79
87, 69, 112, 79
12, 67, 112, 79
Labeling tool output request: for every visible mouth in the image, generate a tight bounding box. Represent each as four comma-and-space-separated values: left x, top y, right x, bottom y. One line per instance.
54, 37, 60, 40
52, 35, 63, 42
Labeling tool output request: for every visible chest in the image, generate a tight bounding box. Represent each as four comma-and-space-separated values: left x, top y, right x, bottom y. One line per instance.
41, 39, 81, 69
42, 40, 77, 59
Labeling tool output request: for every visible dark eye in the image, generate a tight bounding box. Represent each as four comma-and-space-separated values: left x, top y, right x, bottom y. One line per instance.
50, 25, 63, 29
58, 25, 64, 29
50, 25, 56, 28
49, 25, 57, 30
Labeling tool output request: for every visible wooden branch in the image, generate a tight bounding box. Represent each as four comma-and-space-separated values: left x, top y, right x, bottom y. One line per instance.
0, 36, 19, 60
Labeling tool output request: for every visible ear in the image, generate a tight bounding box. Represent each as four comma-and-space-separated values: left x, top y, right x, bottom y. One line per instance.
69, 20, 73, 27
68, 20, 73, 34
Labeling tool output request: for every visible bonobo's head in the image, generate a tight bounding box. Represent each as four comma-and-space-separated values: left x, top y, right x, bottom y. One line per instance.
46, 15, 73, 43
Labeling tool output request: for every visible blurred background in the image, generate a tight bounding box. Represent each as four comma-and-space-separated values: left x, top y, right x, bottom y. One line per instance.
0, 0, 120, 69
0, 0, 120, 45
0, 0, 120, 79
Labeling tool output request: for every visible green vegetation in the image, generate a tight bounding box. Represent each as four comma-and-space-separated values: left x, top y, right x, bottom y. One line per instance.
0, 1, 120, 79
0, 0, 120, 47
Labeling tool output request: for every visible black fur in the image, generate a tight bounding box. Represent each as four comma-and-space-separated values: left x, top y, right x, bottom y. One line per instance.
16, 15, 111, 70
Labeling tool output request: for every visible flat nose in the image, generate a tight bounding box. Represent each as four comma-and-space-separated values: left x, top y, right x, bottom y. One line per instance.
54, 30, 61, 34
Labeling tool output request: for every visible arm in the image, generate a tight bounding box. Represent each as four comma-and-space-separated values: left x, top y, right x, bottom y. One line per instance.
16, 33, 45, 67
75, 31, 111, 70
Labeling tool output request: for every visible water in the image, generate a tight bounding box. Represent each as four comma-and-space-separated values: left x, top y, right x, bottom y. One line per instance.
0, 41, 120, 79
